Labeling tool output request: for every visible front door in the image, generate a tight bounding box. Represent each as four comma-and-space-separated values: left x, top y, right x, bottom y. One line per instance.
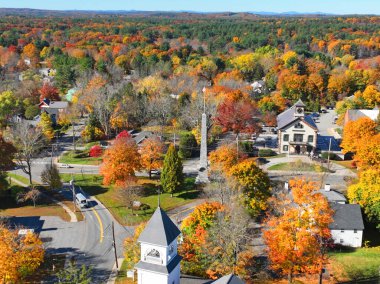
295, 145, 300, 154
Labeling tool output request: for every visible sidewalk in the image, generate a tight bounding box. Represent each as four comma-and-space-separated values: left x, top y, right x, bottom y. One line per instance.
9, 177, 78, 223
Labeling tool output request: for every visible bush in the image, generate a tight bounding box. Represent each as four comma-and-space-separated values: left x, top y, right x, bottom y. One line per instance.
321, 152, 338, 160
89, 145, 102, 157
258, 149, 276, 157
240, 141, 254, 157
24, 105, 40, 120
179, 133, 198, 159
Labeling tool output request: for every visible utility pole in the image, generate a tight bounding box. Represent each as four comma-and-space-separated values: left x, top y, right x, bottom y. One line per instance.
327, 138, 332, 170
72, 120, 76, 151
51, 144, 54, 166
70, 179, 76, 213
112, 221, 119, 269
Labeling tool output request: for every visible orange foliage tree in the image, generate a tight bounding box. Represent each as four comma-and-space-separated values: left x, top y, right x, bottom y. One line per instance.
209, 143, 247, 173
140, 137, 164, 178
354, 133, 380, 170
0, 226, 45, 282
263, 179, 333, 284
341, 117, 377, 154
100, 137, 141, 186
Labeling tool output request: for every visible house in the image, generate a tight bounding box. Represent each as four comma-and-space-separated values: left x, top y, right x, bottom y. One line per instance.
286, 182, 364, 248
329, 204, 364, 248
317, 184, 347, 204
135, 207, 246, 284
133, 131, 155, 145
38, 98, 68, 125
277, 99, 318, 154
344, 108, 379, 126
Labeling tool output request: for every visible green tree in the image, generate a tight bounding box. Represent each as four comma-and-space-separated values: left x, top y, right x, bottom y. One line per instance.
0, 134, 16, 191
41, 164, 62, 190
160, 144, 183, 197
56, 261, 92, 284
179, 133, 198, 159
0, 90, 19, 125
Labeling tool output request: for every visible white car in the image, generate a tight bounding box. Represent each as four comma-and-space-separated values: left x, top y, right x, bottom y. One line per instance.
58, 163, 72, 168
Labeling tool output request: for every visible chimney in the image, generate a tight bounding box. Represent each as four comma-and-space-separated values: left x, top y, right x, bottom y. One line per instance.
324, 184, 331, 191
284, 182, 289, 191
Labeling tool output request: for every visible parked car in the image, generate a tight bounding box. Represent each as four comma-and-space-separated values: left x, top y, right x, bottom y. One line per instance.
151, 169, 161, 176
75, 193, 89, 208
58, 163, 72, 168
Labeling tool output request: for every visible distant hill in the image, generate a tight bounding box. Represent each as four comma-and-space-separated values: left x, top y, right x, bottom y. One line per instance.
0, 8, 341, 18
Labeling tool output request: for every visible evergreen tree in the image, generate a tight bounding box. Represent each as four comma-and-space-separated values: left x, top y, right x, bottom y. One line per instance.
56, 261, 92, 284
160, 144, 183, 197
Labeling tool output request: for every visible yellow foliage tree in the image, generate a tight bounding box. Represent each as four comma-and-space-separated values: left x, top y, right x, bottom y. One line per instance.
0, 226, 44, 282
140, 137, 164, 178
38, 112, 54, 140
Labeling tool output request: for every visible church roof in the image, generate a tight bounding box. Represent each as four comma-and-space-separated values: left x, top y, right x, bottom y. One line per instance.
138, 207, 181, 246
212, 274, 245, 284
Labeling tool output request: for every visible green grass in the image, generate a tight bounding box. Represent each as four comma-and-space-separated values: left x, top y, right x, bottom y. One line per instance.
332, 160, 358, 173
268, 161, 329, 172
330, 247, 380, 281
60, 174, 200, 225
265, 153, 287, 159
59, 150, 102, 165
8, 173, 31, 185
115, 260, 135, 284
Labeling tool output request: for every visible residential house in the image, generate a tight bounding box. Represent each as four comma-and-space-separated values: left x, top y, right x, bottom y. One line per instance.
329, 204, 364, 248
344, 107, 379, 126
287, 182, 364, 248
38, 98, 68, 125
277, 100, 318, 154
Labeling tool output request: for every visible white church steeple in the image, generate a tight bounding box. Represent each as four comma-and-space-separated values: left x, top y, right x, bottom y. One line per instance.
135, 207, 182, 284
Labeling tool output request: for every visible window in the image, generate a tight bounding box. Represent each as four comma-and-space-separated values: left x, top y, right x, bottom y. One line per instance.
308, 135, 314, 143
341, 229, 344, 233
283, 145, 288, 151
293, 134, 303, 142
283, 134, 289, 141
294, 122, 303, 129
340, 239, 344, 244
147, 249, 160, 258
354, 229, 357, 233
169, 245, 174, 254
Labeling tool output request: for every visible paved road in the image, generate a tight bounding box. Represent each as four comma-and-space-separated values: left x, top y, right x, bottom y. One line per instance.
10, 185, 130, 283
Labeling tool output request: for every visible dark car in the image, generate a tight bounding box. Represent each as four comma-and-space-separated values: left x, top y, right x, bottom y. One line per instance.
311, 112, 320, 118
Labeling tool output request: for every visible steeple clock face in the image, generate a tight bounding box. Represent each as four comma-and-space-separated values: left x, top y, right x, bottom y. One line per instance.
296, 107, 304, 114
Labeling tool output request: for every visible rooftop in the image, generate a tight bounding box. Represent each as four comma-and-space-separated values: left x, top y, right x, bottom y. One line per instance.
329, 204, 364, 231
138, 207, 181, 246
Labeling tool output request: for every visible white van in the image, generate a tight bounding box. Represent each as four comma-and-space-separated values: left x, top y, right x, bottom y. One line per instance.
75, 193, 88, 208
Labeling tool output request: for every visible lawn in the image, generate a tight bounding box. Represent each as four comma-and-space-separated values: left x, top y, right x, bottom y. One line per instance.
333, 160, 358, 173
329, 247, 380, 282
268, 161, 329, 172
59, 150, 102, 165
116, 261, 135, 284
8, 172, 31, 185
0, 186, 72, 222
265, 153, 287, 159
60, 174, 200, 225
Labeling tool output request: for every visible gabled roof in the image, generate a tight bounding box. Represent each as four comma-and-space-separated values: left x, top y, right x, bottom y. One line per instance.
138, 207, 181, 246
133, 131, 155, 144
39, 98, 68, 109
295, 99, 306, 107
346, 109, 379, 122
212, 274, 245, 284
329, 204, 364, 230
317, 189, 347, 203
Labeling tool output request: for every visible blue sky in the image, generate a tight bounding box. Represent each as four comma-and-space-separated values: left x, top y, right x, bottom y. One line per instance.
0, 0, 379, 14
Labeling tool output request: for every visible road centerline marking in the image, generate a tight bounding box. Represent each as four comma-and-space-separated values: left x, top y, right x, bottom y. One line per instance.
91, 207, 104, 243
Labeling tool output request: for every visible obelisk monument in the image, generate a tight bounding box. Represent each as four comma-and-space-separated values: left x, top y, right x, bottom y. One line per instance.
196, 90, 209, 183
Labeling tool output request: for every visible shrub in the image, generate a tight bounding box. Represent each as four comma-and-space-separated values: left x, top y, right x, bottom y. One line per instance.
116, 130, 131, 140
258, 148, 276, 157
89, 145, 102, 157
24, 105, 40, 120
240, 141, 254, 157
321, 152, 338, 160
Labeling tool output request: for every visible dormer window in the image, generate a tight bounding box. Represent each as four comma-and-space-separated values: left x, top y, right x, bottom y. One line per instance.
294, 122, 303, 129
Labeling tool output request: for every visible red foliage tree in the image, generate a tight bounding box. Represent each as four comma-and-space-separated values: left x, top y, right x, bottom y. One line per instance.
214, 97, 261, 136
116, 130, 132, 140
39, 83, 60, 102
89, 145, 103, 157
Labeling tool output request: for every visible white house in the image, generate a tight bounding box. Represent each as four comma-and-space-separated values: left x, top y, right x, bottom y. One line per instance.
277, 100, 318, 154
329, 204, 364, 248
135, 207, 182, 284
